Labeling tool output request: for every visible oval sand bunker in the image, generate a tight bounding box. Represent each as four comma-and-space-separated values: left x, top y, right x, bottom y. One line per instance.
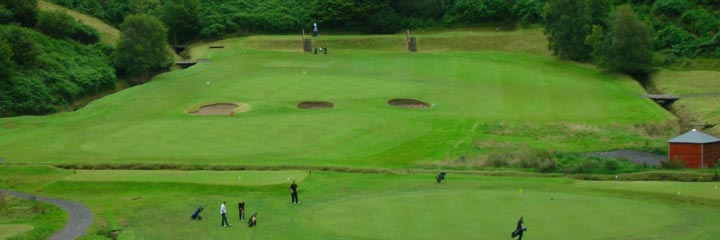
297, 101, 335, 109
189, 103, 248, 115
388, 98, 430, 109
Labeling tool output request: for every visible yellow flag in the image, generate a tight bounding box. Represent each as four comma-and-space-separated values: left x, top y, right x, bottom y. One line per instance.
518, 188, 523, 194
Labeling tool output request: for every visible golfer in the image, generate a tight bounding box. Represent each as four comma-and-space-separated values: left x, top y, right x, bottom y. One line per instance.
290, 180, 299, 204
220, 201, 230, 227
238, 201, 245, 220
312, 23, 318, 37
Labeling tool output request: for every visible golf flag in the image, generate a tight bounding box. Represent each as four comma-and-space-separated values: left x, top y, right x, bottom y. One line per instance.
518, 188, 523, 194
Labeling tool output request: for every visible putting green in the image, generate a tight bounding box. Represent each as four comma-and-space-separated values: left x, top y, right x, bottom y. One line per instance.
63, 170, 308, 186
302, 189, 687, 240
0, 224, 34, 239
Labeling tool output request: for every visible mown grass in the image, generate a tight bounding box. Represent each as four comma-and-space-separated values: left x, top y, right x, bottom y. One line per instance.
3, 165, 719, 240
653, 70, 720, 135
0, 42, 673, 169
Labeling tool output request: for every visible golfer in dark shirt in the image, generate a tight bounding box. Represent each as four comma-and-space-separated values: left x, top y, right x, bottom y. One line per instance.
290, 180, 299, 204
238, 201, 245, 220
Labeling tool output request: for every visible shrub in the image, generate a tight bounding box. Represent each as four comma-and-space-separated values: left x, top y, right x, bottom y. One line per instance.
443, 0, 512, 24
652, 0, 691, 17
660, 159, 685, 169
364, 6, 402, 34
680, 9, 718, 37
486, 153, 510, 167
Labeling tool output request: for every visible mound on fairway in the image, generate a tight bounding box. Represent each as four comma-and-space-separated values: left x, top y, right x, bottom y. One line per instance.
297, 101, 334, 109
188, 103, 248, 115
388, 98, 430, 109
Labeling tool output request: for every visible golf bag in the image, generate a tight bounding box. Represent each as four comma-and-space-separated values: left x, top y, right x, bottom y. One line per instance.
511, 227, 527, 238
191, 205, 205, 220
247, 212, 258, 227
436, 172, 446, 183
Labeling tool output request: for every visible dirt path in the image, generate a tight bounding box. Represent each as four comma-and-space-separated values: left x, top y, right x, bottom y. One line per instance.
0, 189, 93, 240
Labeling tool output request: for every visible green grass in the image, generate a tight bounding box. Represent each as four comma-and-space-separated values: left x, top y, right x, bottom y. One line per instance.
0, 34, 674, 168
654, 70, 720, 135
38, 0, 119, 46
63, 170, 308, 186
0, 224, 33, 239
0, 195, 66, 240
3, 166, 719, 240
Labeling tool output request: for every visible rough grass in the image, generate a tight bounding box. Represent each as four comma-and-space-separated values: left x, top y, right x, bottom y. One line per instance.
38, 0, 119, 46
0, 224, 34, 239
0, 196, 66, 240
63, 170, 308, 186
654, 70, 720, 135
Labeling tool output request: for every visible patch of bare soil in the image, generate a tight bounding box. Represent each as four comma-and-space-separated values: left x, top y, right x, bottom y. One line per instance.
297, 101, 334, 109
388, 98, 430, 109
189, 103, 238, 115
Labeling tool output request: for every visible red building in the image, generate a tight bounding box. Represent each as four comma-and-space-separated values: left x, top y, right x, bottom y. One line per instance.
668, 129, 720, 168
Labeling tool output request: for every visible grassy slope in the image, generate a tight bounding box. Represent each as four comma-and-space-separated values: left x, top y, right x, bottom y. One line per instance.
2, 166, 719, 240
37, 0, 119, 46
0, 36, 672, 167
653, 70, 720, 135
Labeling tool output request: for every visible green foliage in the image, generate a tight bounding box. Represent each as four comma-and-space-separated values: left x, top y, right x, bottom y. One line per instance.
443, 0, 512, 24
0, 26, 39, 66
513, 0, 546, 26
680, 9, 718, 36
0, 0, 38, 27
364, 6, 402, 34
660, 159, 686, 169
0, 25, 115, 116
160, 0, 201, 44
114, 14, 171, 81
0, 39, 13, 81
544, 0, 593, 61
590, 5, 654, 77
0, 4, 11, 24
652, 0, 692, 17
37, 10, 100, 45
310, 0, 386, 29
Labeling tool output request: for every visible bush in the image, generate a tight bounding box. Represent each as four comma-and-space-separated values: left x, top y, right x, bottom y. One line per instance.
443, 0, 512, 24
652, 0, 692, 17
653, 24, 694, 51
0, 0, 38, 27
364, 6, 402, 34
660, 159, 685, 169
680, 9, 718, 37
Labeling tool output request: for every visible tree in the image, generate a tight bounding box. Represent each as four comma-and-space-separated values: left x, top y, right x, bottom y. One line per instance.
589, 5, 654, 78
544, 0, 592, 61
114, 14, 172, 82
0, 39, 14, 81
0, 0, 38, 27
160, 0, 201, 44
310, 0, 387, 29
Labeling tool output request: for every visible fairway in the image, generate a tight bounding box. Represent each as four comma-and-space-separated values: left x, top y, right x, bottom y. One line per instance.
0, 38, 672, 168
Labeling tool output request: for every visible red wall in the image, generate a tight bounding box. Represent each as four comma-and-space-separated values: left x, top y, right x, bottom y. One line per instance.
669, 143, 702, 168
704, 142, 720, 168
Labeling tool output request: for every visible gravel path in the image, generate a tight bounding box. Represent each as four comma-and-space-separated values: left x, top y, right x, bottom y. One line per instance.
0, 189, 93, 240
586, 150, 666, 167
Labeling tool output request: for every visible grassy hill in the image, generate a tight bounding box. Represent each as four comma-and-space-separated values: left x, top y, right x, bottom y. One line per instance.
0, 31, 674, 169
654, 70, 720, 135
38, 0, 119, 46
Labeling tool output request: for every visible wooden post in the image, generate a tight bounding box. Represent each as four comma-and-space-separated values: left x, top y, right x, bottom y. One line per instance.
408, 37, 417, 52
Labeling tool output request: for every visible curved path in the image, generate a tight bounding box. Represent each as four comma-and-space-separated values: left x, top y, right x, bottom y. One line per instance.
0, 189, 93, 240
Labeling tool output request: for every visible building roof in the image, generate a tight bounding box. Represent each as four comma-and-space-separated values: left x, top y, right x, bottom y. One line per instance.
668, 129, 720, 144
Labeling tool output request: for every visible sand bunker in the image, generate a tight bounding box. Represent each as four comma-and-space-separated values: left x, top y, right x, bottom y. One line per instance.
388, 99, 430, 109
188, 103, 250, 115
297, 101, 335, 109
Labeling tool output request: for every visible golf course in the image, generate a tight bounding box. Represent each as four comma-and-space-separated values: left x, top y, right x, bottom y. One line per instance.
2, 1, 720, 239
